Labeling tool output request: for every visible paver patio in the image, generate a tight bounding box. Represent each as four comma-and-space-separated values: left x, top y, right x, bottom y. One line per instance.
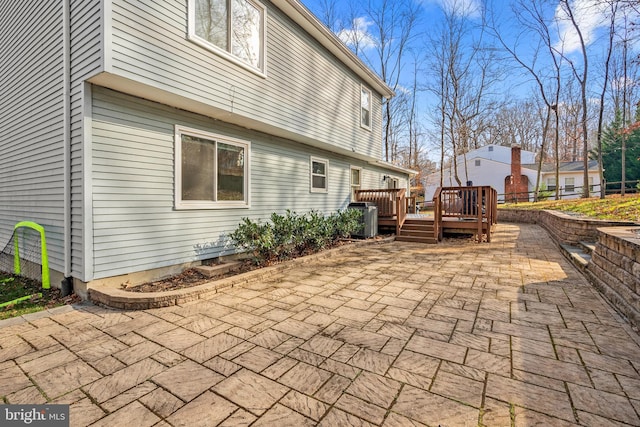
2, 223, 640, 426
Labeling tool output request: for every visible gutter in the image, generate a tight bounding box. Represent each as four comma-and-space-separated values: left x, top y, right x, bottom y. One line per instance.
63, 0, 71, 278
372, 160, 417, 176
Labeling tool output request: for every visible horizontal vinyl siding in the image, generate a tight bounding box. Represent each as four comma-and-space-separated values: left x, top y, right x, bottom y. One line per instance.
107, 0, 382, 159
70, 0, 103, 279
0, 0, 65, 273
91, 87, 392, 279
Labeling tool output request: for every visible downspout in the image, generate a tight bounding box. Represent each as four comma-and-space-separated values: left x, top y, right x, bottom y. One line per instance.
63, 0, 72, 290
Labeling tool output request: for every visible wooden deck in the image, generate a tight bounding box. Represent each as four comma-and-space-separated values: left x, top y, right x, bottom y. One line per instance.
355, 186, 497, 243
434, 186, 497, 242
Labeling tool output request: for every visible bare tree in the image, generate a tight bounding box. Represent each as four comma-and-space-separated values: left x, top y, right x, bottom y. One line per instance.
557, 0, 591, 198
425, 27, 450, 187
364, 0, 420, 163
406, 53, 422, 169
489, 0, 563, 200
316, 0, 341, 32
594, 0, 619, 198
426, 0, 501, 186
321, 0, 421, 164
491, 100, 545, 152
558, 81, 584, 162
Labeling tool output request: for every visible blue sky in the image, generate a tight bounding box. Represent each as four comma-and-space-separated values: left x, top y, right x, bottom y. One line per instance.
299, 0, 640, 165
299, 0, 638, 101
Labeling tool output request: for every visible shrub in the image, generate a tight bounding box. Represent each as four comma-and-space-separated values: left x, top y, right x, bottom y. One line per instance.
228, 218, 275, 264
331, 208, 362, 239
229, 208, 363, 264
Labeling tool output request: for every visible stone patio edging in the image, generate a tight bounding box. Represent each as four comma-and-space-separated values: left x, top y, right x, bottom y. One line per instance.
89, 237, 395, 310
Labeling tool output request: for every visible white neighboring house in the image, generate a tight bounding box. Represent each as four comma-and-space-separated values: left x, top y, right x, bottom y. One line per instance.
423, 145, 600, 202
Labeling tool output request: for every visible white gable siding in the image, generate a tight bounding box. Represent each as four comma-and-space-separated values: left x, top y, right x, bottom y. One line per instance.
459, 145, 536, 165
90, 87, 395, 279
0, 0, 65, 273
104, 0, 382, 159
423, 158, 521, 202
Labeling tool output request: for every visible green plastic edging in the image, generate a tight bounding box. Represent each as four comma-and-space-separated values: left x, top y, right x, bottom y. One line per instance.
13, 221, 50, 289
0, 293, 42, 308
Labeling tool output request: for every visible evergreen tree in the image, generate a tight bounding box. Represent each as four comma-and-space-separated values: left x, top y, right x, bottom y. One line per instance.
596, 109, 640, 192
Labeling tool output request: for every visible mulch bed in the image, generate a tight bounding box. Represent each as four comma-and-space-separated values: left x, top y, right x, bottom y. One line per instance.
123, 237, 382, 293
125, 261, 259, 293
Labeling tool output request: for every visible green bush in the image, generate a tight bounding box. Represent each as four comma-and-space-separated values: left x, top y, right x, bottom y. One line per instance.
229, 209, 363, 264
331, 208, 363, 239
228, 217, 275, 263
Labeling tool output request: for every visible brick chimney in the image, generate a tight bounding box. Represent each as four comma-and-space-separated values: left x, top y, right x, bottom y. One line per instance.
511, 145, 521, 186
504, 145, 529, 202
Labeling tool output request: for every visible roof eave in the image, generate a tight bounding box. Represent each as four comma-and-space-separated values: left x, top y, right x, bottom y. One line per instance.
373, 161, 417, 176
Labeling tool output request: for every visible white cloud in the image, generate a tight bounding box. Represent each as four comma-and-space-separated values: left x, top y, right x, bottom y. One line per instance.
396, 85, 412, 96
554, 0, 609, 54
611, 76, 638, 92
423, 0, 483, 19
337, 17, 378, 50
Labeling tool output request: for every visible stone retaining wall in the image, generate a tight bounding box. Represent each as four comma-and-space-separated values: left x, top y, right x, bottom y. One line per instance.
499, 208, 634, 244
586, 227, 640, 328
500, 207, 640, 327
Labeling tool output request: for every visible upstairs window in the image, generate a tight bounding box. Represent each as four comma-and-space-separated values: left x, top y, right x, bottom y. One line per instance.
190, 0, 266, 73
361, 86, 372, 130
475, 159, 481, 166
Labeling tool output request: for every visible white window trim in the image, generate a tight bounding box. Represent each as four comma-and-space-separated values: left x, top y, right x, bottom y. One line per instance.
174, 125, 251, 210
187, 0, 268, 78
564, 177, 575, 193
310, 156, 329, 193
350, 166, 362, 201
361, 85, 372, 131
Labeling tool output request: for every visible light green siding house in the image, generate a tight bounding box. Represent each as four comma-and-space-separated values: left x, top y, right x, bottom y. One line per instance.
0, 0, 412, 295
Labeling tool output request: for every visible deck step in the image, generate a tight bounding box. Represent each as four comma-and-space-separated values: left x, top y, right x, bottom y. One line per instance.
401, 224, 434, 231
399, 228, 435, 236
397, 217, 437, 244
579, 241, 596, 254
560, 244, 591, 271
396, 235, 438, 244
403, 219, 434, 224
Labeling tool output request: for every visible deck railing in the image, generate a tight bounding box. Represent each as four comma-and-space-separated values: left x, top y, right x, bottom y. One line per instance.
433, 186, 497, 242
433, 187, 442, 240
354, 188, 407, 234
